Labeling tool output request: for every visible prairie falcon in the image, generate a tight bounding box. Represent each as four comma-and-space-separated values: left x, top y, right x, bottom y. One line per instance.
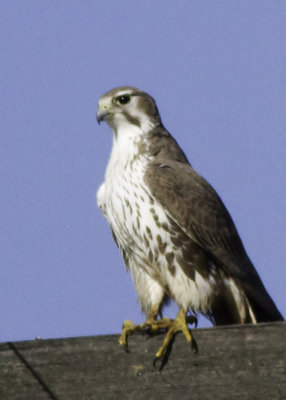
96, 86, 283, 362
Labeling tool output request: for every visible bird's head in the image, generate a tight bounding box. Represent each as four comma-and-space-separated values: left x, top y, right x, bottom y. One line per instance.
97, 86, 162, 134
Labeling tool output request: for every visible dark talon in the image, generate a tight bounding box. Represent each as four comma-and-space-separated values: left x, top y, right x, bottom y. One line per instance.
153, 356, 162, 370
121, 343, 130, 353
191, 338, 198, 354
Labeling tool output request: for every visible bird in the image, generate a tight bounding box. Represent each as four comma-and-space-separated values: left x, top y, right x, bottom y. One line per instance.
96, 86, 283, 362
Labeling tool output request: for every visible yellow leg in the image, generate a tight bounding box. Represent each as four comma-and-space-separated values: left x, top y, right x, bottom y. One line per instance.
119, 305, 172, 351
154, 308, 197, 362
119, 306, 197, 364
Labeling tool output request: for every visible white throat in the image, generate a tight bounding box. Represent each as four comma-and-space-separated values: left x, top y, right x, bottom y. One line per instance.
104, 123, 144, 179
113, 123, 143, 152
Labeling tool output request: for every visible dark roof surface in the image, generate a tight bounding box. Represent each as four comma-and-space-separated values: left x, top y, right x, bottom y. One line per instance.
1, 322, 285, 400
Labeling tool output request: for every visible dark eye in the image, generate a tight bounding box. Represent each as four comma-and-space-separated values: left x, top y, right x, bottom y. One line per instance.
116, 95, 131, 105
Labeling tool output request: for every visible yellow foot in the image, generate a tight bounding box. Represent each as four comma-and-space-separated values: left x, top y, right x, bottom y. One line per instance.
118, 317, 173, 352
118, 320, 137, 352
153, 309, 198, 368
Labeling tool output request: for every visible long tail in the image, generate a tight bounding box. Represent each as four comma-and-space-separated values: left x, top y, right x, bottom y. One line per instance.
209, 266, 283, 326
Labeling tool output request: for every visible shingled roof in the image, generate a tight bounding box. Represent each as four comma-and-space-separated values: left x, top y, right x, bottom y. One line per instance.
1, 322, 285, 399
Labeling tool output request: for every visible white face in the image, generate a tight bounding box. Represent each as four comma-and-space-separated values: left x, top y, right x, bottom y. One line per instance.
98, 90, 135, 128
97, 87, 160, 133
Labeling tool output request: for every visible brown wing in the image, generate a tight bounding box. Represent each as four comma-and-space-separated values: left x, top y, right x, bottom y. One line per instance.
145, 160, 257, 279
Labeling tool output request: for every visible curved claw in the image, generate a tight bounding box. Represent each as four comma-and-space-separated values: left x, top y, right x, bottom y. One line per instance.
121, 342, 130, 353
153, 356, 168, 372
153, 357, 162, 370
119, 319, 137, 351
119, 337, 130, 353
191, 337, 198, 354
153, 354, 170, 371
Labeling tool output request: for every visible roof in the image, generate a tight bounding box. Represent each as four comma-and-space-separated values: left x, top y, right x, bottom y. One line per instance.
1, 322, 285, 399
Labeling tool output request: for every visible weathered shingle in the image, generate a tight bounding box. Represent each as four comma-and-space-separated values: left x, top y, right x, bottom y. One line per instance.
1, 322, 285, 400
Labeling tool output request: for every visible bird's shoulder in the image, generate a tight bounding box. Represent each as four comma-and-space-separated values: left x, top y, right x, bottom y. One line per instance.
145, 156, 221, 210
145, 126, 190, 164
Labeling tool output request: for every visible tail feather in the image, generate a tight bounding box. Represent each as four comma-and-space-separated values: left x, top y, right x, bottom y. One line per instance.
209, 267, 283, 326
242, 276, 283, 323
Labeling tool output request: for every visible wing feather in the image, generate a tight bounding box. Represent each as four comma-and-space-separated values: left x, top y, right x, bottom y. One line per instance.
145, 160, 256, 279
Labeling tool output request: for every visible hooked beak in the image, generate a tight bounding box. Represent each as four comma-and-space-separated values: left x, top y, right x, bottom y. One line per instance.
96, 104, 112, 124
97, 110, 106, 124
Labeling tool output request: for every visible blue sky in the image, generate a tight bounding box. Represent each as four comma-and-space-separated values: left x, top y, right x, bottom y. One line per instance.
1, 1, 285, 342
